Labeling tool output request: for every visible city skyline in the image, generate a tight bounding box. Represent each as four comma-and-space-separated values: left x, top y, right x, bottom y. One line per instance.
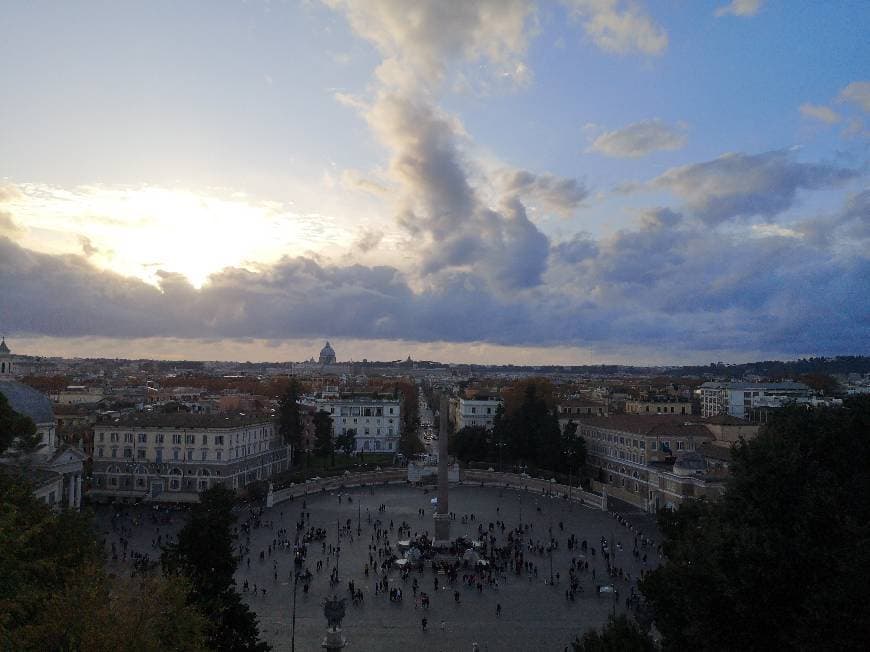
2, 1, 868, 364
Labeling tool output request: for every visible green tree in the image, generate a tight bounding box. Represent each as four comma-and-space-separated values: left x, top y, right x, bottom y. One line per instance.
641, 397, 870, 651
0, 472, 207, 650
313, 409, 334, 464
336, 428, 356, 457
572, 614, 657, 651
0, 391, 41, 456
562, 419, 587, 474
162, 485, 269, 651
277, 379, 303, 462
450, 426, 490, 462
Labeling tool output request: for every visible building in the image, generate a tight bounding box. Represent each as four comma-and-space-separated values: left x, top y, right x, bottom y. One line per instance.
318, 341, 337, 366
312, 395, 401, 454
0, 338, 85, 510
625, 399, 692, 416
90, 413, 289, 503
580, 415, 726, 512
456, 396, 502, 430
699, 381, 812, 419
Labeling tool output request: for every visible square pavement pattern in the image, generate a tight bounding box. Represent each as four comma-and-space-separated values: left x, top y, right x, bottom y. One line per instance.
95, 484, 660, 651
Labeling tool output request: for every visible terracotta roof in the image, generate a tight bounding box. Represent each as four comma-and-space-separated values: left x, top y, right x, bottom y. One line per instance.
580, 414, 712, 438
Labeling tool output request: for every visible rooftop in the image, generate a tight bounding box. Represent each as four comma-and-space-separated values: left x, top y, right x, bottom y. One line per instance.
581, 414, 713, 438
95, 412, 273, 429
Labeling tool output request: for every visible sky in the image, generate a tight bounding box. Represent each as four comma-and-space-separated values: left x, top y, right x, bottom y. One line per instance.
1, 0, 868, 365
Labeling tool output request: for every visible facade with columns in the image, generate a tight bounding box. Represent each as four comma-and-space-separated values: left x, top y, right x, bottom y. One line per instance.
0, 338, 85, 510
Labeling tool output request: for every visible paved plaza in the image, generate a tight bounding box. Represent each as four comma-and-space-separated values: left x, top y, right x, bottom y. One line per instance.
94, 484, 660, 651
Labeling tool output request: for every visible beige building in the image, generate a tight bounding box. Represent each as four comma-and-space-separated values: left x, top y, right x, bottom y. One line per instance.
91, 413, 289, 503
581, 414, 730, 512
625, 399, 692, 416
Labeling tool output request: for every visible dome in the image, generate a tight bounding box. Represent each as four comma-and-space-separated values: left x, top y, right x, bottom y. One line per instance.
673, 451, 707, 476
318, 341, 336, 365
0, 338, 9, 354
0, 379, 55, 425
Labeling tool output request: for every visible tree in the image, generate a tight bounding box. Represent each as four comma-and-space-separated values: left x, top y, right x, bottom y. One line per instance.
0, 391, 41, 456
450, 426, 490, 463
0, 472, 207, 651
162, 485, 269, 651
641, 397, 870, 651
313, 409, 334, 464
572, 614, 657, 651
336, 428, 356, 457
562, 419, 587, 475
278, 379, 303, 461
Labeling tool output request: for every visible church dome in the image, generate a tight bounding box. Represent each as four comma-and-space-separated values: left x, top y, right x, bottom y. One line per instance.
318, 341, 336, 365
0, 380, 55, 425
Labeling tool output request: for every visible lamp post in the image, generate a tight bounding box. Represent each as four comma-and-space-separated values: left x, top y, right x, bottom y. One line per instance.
336, 517, 340, 581
291, 570, 299, 652
548, 516, 554, 586
496, 441, 506, 473
357, 502, 361, 536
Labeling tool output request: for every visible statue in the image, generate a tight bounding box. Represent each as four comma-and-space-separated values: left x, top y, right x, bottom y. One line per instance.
323, 595, 346, 630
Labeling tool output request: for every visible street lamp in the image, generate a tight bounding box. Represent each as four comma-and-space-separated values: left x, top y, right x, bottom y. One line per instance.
290, 570, 299, 652
496, 441, 506, 472
357, 502, 361, 536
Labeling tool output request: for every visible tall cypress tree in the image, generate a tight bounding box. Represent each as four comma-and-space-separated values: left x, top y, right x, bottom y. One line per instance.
162, 485, 270, 651
277, 379, 303, 462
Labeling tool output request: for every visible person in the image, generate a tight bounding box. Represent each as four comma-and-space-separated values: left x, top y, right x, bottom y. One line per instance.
422, 617, 428, 632
496, 603, 502, 616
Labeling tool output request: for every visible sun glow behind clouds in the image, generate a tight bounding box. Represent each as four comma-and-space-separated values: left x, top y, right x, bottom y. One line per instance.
9, 184, 353, 287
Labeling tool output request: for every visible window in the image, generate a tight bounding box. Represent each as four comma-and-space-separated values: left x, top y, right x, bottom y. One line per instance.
201, 449, 207, 461
185, 434, 195, 445
155, 448, 163, 463
173, 448, 180, 461
202, 435, 208, 445
97, 447, 104, 457
677, 441, 685, 450
216, 450, 222, 461
110, 433, 119, 443
215, 435, 224, 445
172, 434, 182, 445
111, 447, 118, 458
124, 448, 132, 458
98, 432, 105, 443
650, 441, 657, 450
138, 433, 147, 443
137, 449, 146, 460
187, 449, 194, 461
471, 407, 476, 414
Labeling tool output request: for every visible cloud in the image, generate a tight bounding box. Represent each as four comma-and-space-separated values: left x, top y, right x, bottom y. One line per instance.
324, 0, 536, 91
78, 235, 99, 257
353, 228, 384, 252
587, 119, 687, 158
799, 103, 841, 125
0, 184, 23, 203
653, 149, 859, 224
0, 212, 23, 239
715, 0, 763, 17
838, 81, 870, 113
2, 188, 868, 358
498, 169, 589, 215
563, 0, 668, 56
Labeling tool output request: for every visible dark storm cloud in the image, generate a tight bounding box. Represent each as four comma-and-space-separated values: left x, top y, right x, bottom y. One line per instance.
2, 183, 868, 357
654, 149, 859, 224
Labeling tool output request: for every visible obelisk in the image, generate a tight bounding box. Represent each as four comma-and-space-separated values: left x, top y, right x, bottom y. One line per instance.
433, 394, 451, 545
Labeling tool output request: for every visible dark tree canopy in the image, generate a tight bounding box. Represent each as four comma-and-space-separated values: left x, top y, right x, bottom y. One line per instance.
0, 391, 40, 455
641, 397, 870, 651
277, 379, 303, 453
313, 409, 334, 460
162, 485, 269, 651
572, 614, 657, 652
0, 472, 206, 650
